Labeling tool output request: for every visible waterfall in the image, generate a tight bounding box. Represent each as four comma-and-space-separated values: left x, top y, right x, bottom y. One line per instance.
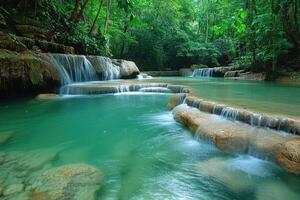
51, 54, 99, 85
92, 57, 120, 80
192, 68, 214, 78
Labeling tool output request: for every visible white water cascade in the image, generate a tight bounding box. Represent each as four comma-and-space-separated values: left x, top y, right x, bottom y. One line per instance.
192, 68, 214, 78
92, 56, 121, 80
51, 54, 99, 85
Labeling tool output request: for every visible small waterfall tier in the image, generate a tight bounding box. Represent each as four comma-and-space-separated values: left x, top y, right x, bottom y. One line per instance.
192, 68, 213, 78
50, 54, 141, 85
168, 94, 300, 135
51, 54, 98, 85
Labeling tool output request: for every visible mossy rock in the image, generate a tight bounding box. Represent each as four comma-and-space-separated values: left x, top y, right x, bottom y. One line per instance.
0, 49, 60, 98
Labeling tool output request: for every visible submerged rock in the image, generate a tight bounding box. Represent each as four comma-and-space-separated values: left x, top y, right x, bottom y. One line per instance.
196, 157, 255, 192
3, 183, 24, 196
35, 93, 59, 100
0, 131, 14, 145
29, 164, 102, 200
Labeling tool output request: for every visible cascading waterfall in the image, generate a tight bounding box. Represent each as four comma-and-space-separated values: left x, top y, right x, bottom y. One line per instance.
192, 68, 214, 78
51, 54, 99, 84
94, 57, 121, 80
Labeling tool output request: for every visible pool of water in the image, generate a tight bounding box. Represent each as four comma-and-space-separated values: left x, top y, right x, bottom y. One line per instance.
1, 94, 300, 199
145, 77, 300, 119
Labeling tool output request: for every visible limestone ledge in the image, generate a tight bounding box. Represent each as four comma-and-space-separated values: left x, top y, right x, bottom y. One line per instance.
59, 82, 190, 95
168, 94, 300, 135
172, 104, 300, 175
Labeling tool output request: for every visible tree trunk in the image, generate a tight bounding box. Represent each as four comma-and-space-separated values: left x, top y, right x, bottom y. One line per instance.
89, 0, 104, 36
71, 0, 80, 20
77, 0, 90, 22
105, 0, 112, 33
205, 12, 209, 43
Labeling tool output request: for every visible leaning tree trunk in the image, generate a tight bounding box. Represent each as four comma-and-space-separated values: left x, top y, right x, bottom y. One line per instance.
105, 0, 112, 33
89, 0, 104, 36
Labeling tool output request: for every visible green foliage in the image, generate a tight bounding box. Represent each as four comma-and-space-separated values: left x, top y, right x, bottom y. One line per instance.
1, 0, 298, 75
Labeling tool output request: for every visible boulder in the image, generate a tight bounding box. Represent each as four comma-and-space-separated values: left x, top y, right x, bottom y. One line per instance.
0, 49, 60, 98
29, 164, 102, 200
113, 59, 140, 79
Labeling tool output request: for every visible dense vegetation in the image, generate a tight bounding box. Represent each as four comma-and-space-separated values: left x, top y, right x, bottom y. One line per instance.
0, 0, 299, 79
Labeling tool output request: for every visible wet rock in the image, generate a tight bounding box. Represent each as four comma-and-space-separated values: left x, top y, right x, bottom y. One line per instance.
137, 73, 152, 79
35, 93, 59, 100
35, 40, 75, 54
167, 85, 189, 93
196, 157, 255, 192
29, 164, 102, 200
113, 59, 140, 79
0, 34, 28, 52
167, 94, 187, 110
224, 70, 244, 78
173, 105, 300, 174
139, 87, 172, 93
15, 25, 48, 40
3, 184, 24, 196
0, 49, 60, 98
226, 72, 266, 81
276, 139, 300, 175
0, 131, 14, 145
87, 56, 120, 80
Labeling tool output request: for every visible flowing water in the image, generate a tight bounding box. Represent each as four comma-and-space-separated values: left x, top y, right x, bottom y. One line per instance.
145, 77, 300, 119
1, 94, 300, 199
192, 68, 214, 78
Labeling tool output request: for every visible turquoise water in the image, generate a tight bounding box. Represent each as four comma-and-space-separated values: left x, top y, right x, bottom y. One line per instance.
147, 77, 300, 119
1, 94, 300, 199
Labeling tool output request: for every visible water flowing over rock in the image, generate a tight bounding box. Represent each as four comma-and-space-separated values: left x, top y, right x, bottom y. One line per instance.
178, 95, 300, 135
50, 54, 99, 85
60, 82, 189, 95
172, 104, 300, 175
87, 56, 120, 80
29, 164, 102, 200
192, 68, 213, 78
